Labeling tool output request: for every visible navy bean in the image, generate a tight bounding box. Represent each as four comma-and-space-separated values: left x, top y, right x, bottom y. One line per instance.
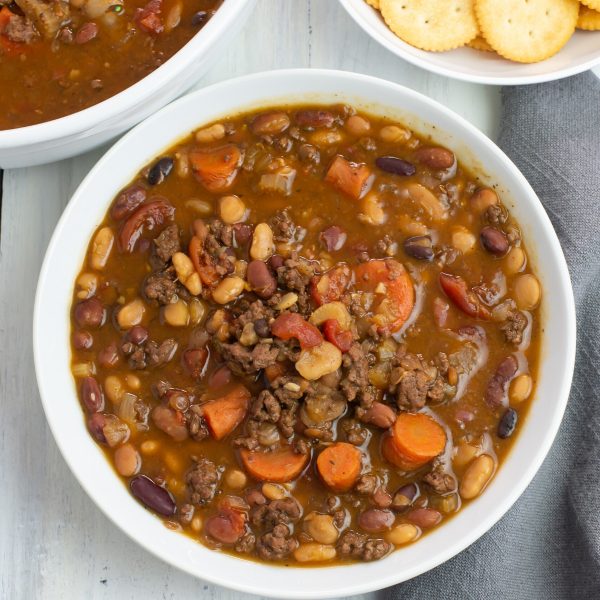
147, 157, 174, 186
403, 235, 433, 261
375, 156, 416, 176
498, 408, 518, 439
130, 475, 176, 516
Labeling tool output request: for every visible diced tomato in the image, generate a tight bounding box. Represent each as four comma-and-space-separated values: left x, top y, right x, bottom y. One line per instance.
439, 272, 490, 320
271, 313, 323, 349
322, 319, 353, 353
354, 259, 415, 334
135, 0, 164, 35
310, 265, 351, 306
325, 155, 373, 200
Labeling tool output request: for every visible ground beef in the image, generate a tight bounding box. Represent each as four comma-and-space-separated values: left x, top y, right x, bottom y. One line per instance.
5, 14, 38, 43
337, 531, 391, 561
423, 465, 456, 495
250, 497, 301, 530
355, 474, 377, 495
208, 219, 235, 247
228, 299, 275, 339
276, 254, 318, 313
214, 340, 279, 376
153, 224, 180, 263
143, 267, 179, 305
122, 337, 177, 370
186, 457, 220, 506
16, 0, 69, 39
501, 311, 528, 345
340, 341, 376, 407
374, 235, 397, 257
269, 209, 298, 243
186, 405, 209, 441
485, 203, 508, 225
234, 532, 256, 554
389, 349, 447, 410
341, 419, 369, 445
256, 523, 298, 560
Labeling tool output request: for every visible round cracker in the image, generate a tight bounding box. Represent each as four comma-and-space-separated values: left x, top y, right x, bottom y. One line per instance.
365, 0, 380, 9
580, 0, 600, 12
578, 5, 600, 30
380, 0, 478, 52
467, 35, 494, 52
475, 0, 579, 63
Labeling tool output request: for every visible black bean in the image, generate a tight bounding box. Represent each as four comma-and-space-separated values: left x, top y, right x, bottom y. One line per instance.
191, 10, 208, 26
130, 475, 176, 516
498, 408, 518, 439
403, 235, 433, 261
254, 318, 270, 338
147, 157, 174, 186
375, 156, 416, 176
480, 226, 509, 256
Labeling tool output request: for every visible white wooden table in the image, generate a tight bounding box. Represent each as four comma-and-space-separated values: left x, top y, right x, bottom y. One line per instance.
0, 1, 499, 598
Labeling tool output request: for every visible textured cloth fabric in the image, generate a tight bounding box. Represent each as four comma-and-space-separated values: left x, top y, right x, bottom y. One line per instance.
386, 71, 600, 599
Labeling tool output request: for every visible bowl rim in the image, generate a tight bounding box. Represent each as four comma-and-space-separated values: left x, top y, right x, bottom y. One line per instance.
338, 0, 600, 86
0, 0, 253, 147
33, 68, 577, 598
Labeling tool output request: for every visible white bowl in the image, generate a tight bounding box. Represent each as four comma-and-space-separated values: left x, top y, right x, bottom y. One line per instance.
0, 0, 256, 169
34, 69, 576, 598
339, 0, 600, 85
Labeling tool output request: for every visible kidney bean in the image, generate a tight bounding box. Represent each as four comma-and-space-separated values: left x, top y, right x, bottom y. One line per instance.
320, 225, 347, 252
233, 223, 253, 246
404, 235, 433, 261
375, 156, 416, 176
73, 330, 93, 350
98, 343, 119, 368
361, 402, 395, 429
269, 254, 285, 271
119, 199, 175, 253
485, 355, 518, 409
498, 408, 518, 439
205, 507, 246, 544
250, 111, 291, 135
247, 260, 277, 299
372, 487, 393, 508
208, 365, 232, 388
130, 475, 176, 516
414, 147, 455, 170
147, 157, 174, 186
74, 22, 98, 44
407, 507, 442, 528
392, 483, 418, 509
111, 185, 147, 221
74, 297, 106, 328
480, 226, 509, 256
127, 325, 149, 345
182, 347, 209, 379
87, 412, 107, 443
295, 109, 335, 129
358, 508, 395, 533
254, 318, 271, 338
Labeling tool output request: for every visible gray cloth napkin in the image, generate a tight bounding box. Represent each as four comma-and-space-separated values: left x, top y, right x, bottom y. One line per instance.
386, 71, 600, 600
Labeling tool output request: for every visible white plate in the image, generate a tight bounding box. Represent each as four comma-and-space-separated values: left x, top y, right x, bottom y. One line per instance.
339, 0, 600, 85
34, 69, 576, 598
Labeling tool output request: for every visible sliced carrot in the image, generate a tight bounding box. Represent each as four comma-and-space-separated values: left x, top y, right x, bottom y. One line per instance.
316, 442, 362, 492
325, 155, 373, 200
382, 413, 447, 470
240, 446, 309, 483
189, 144, 243, 193
354, 259, 415, 334
201, 385, 251, 441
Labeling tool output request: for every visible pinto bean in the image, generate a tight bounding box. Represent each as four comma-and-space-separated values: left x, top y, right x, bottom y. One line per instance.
74, 297, 106, 328
111, 185, 147, 221
151, 405, 188, 442
247, 260, 277, 299
114, 443, 141, 477
414, 147, 455, 169
480, 226, 509, 256
295, 109, 335, 129
80, 376, 104, 413
470, 188, 498, 213
358, 508, 395, 533
407, 508, 441, 528
147, 157, 174, 186
130, 475, 176, 516
361, 402, 395, 428
250, 111, 291, 135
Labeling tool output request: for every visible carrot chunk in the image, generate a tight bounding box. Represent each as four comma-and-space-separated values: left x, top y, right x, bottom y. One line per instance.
355, 259, 415, 334
201, 385, 251, 440
189, 144, 243, 193
325, 155, 373, 200
240, 446, 309, 483
382, 413, 447, 470
316, 442, 362, 492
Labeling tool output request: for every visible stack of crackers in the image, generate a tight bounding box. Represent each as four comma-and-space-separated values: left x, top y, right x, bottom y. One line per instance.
366, 0, 600, 63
